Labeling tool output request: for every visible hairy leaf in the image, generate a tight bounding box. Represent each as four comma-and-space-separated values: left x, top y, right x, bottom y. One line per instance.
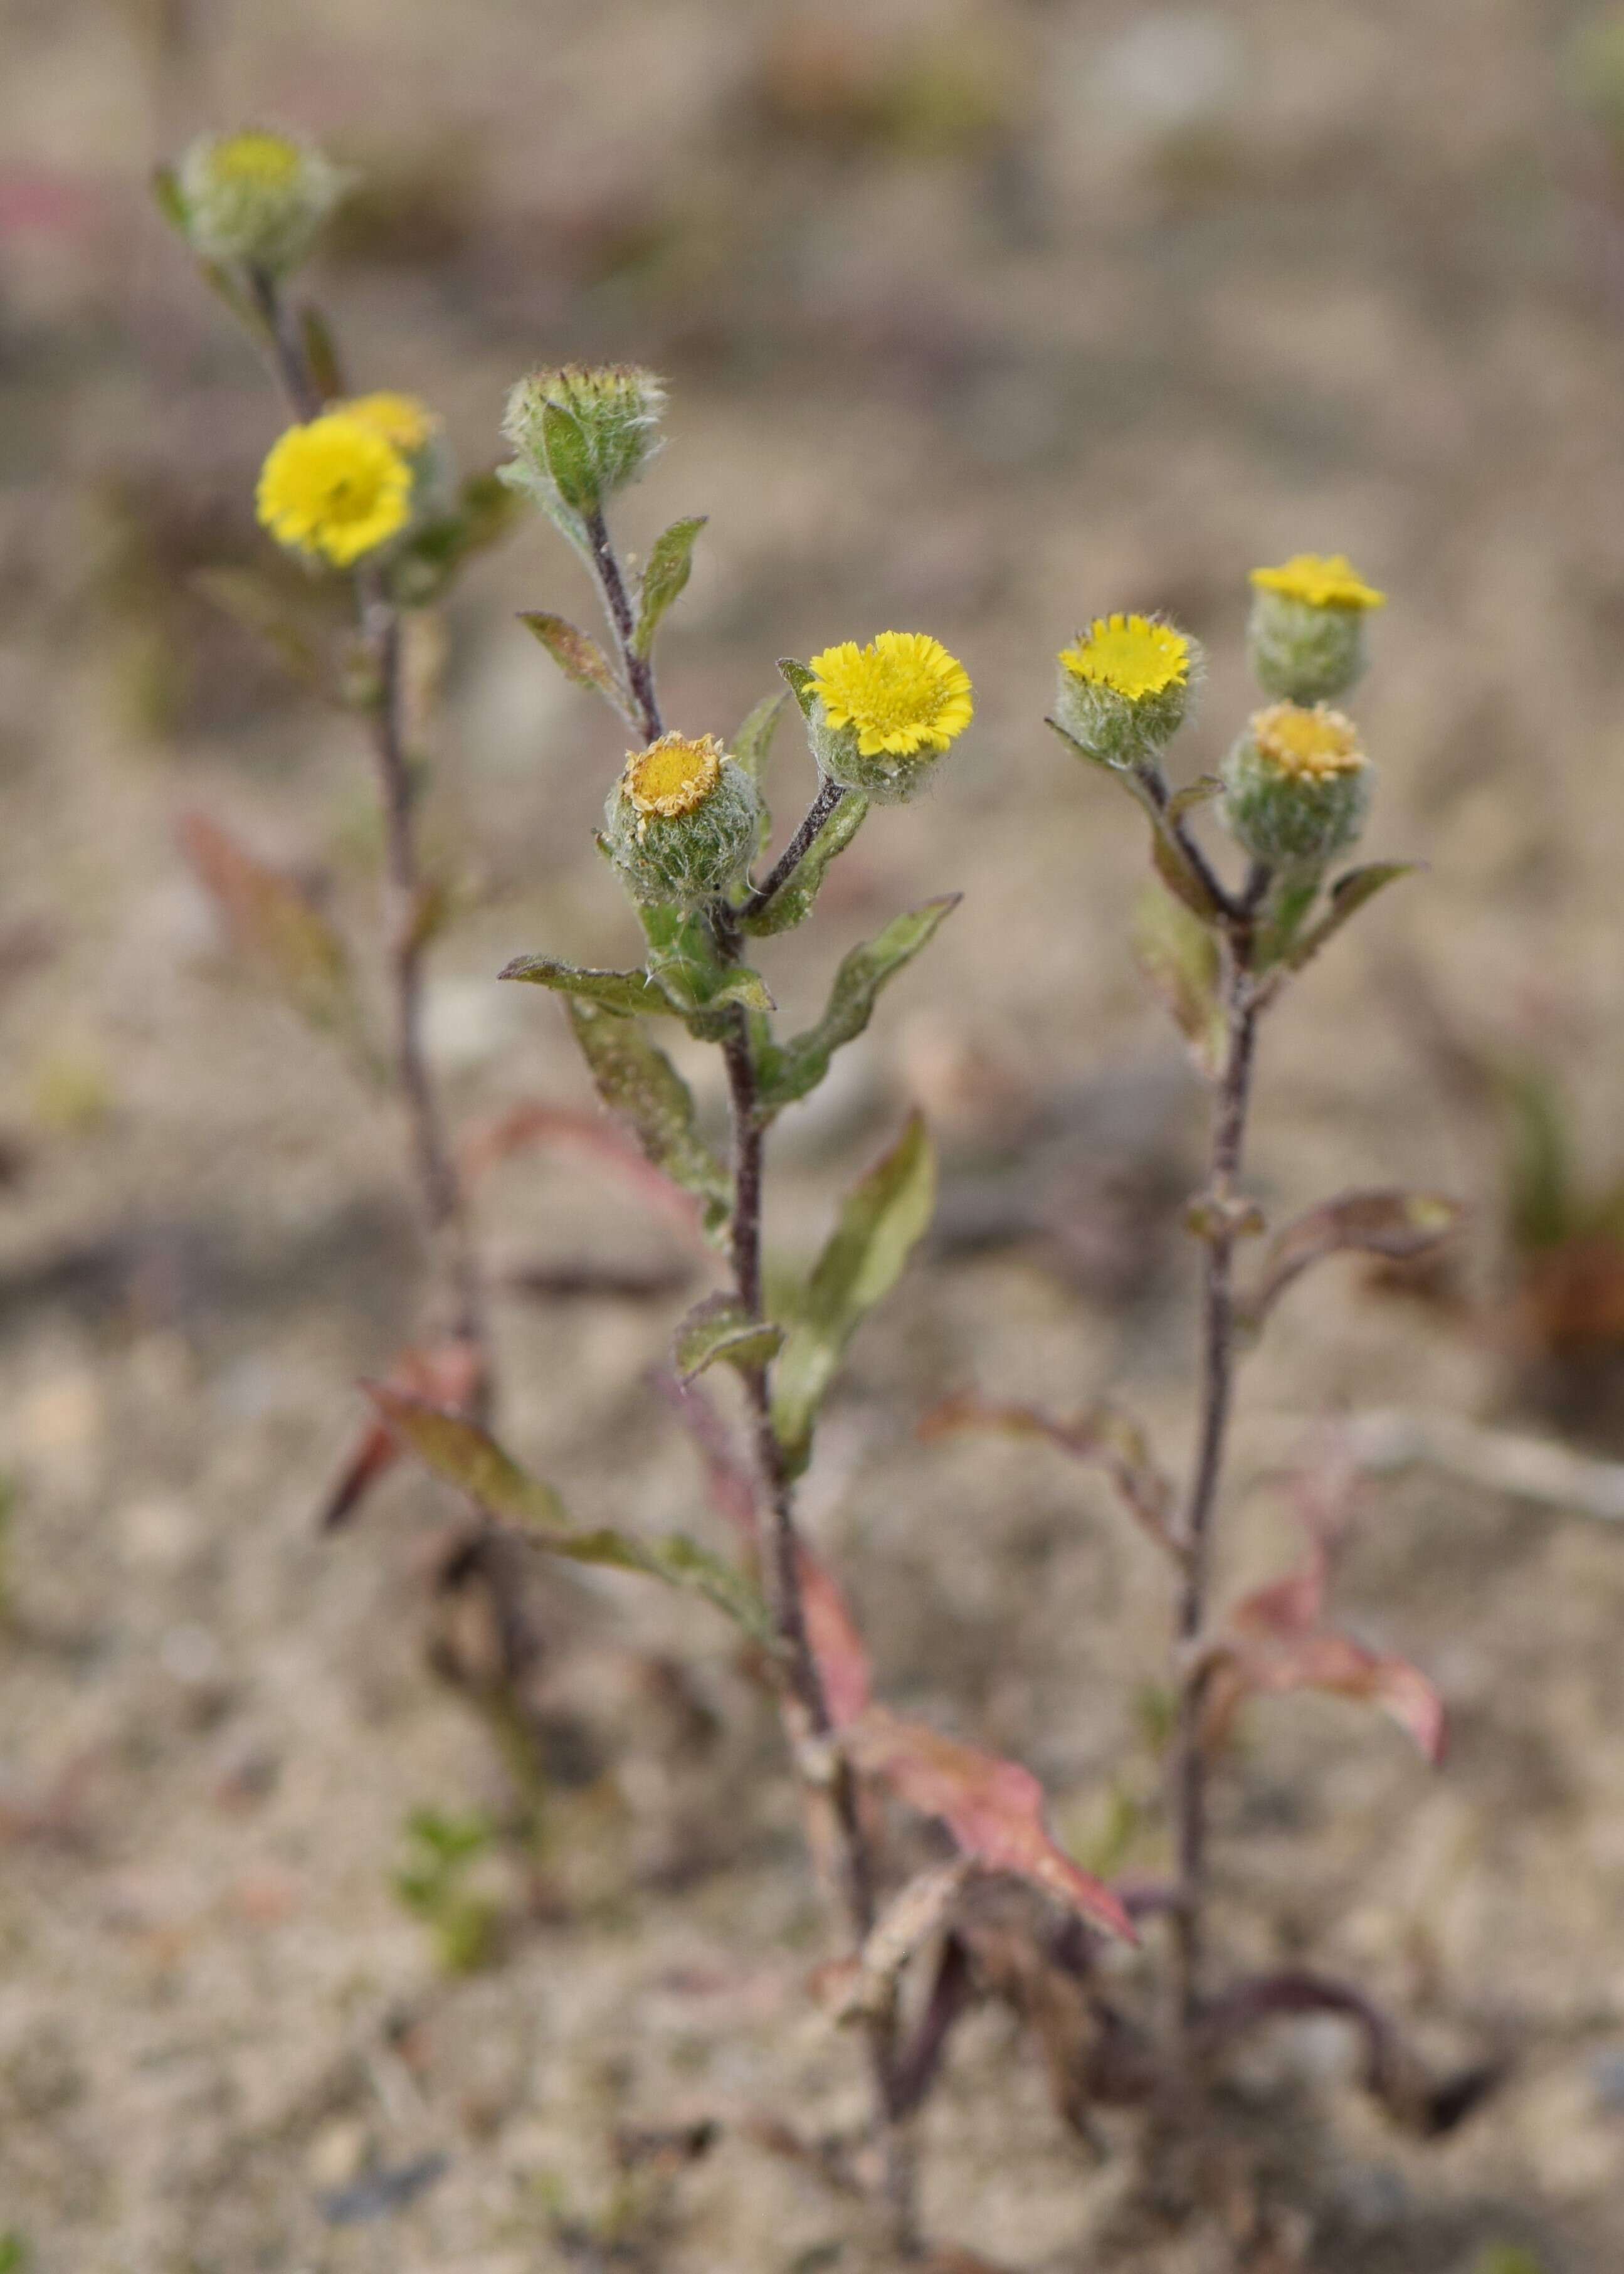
633, 516, 706, 657
640, 904, 774, 1035
319, 1340, 486, 1530
566, 1002, 731, 1240
518, 611, 629, 718
180, 812, 365, 1051
498, 951, 675, 1018
778, 655, 818, 719
675, 1292, 784, 1381
845, 1707, 1136, 1942
1243, 1188, 1465, 1327
756, 897, 959, 1114
1286, 862, 1422, 973
730, 692, 786, 783
922, 1392, 1178, 1557
742, 792, 870, 937
1131, 882, 1226, 1079
367, 1388, 772, 1642
772, 1114, 937, 1474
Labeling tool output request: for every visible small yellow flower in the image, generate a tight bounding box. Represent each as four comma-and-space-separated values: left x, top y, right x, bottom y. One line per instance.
340, 391, 440, 455
1250, 701, 1367, 781
1059, 614, 1191, 702
204, 130, 305, 189
806, 632, 973, 758
623, 732, 724, 830
256, 413, 413, 569
1250, 554, 1386, 612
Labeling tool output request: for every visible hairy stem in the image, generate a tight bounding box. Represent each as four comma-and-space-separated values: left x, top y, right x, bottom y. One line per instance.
245, 265, 323, 420
742, 777, 848, 922
584, 504, 663, 744
1169, 913, 1262, 2036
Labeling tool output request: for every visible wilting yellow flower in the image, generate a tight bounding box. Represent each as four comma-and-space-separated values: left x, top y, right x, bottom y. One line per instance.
623, 732, 724, 829
1059, 613, 1191, 702
340, 391, 440, 455
256, 413, 413, 568
1250, 701, 1367, 780
1250, 554, 1385, 612
806, 632, 973, 758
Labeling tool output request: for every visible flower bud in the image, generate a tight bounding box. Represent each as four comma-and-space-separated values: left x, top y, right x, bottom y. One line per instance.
501, 365, 666, 522
1221, 702, 1372, 872
604, 733, 762, 907
1055, 613, 1200, 773
798, 632, 973, 803
1247, 554, 1385, 705
176, 129, 345, 275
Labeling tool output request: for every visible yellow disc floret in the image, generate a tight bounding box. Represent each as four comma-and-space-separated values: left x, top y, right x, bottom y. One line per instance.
1250, 554, 1386, 612
1059, 614, 1191, 702
340, 391, 440, 455
256, 413, 414, 569
200, 131, 304, 191
624, 732, 724, 828
1250, 701, 1367, 781
807, 632, 974, 758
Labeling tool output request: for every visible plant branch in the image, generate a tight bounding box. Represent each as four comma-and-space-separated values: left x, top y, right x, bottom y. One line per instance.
741, 778, 848, 921
584, 504, 663, 744
245, 265, 322, 420
1168, 894, 1265, 2035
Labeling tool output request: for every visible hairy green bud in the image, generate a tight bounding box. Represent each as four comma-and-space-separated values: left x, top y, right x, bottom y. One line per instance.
1054, 613, 1201, 773
1221, 702, 1373, 872
501, 364, 666, 522
176, 129, 346, 275
1247, 554, 1386, 705
603, 733, 761, 908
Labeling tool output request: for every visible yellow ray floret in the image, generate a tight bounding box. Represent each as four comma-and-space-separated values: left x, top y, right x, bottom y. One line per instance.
807, 632, 974, 758
340, 391, 440, 455
1060, 614, 1190, 701
203, 130, 304, 189
1251, 702, 1367, 781
1250, 553, 1386, 611
625, 732, 724, 823
256, 413, 414, 568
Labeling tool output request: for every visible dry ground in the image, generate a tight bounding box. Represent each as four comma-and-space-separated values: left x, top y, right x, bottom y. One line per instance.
3, 1, 1624, 2266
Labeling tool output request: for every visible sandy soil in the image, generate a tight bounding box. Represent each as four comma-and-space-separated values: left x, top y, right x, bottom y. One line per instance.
3, 1, 1624, 2266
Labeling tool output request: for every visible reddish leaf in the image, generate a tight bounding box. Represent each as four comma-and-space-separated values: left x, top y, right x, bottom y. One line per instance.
845, 1706, 1136, 1943
180, 812, 361, 1046
1243, 1188, 1465, 1328
459, 1100, 705, 1242
923, 1392, 1178, 1557
319, 1340, 485, 1530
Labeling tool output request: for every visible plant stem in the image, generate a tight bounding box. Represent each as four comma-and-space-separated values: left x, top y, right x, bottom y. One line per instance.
1169, 911, 1262, 2037
246, 265, 323, 420
741, 778, 848, 922
584, 505, 663, 744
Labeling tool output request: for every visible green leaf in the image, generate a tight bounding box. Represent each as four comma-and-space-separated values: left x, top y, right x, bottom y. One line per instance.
566, 1000, 732, 1240
730, 692, 786, 783
778, 656, 818, 718
1254, 870, 1322, 969
639, 904, 774, 1037
497, 952, 675, 1017
633, 516, 706, 657
1286, 862, 1422, 972
1047, 718, 1222, 922
151, 164, 189, 235
395, 473, 522, 603
1499, 1066, 1574, 1253
540, 399, 596, 513
518, 611, 630, 719
367, 1388, 773, 1642
742, 792, 870, 937
771, 1113, 937, 1476
674, 1291, 784, 1380
1131, 882, 1226, 1079
756, 897, 959, 1116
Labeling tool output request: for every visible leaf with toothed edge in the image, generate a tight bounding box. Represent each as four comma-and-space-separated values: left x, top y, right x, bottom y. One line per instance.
366, 1389, 774, 1643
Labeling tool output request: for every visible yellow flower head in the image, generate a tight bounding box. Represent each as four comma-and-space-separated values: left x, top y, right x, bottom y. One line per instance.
339, 391, 440, 456
256, 413, 414, 569
1059, 613, 1191, 702
202, 130, 304, 190
623, 732, 724, 826
806, 632, 973, 758
1250, 554, 1385, 612
1250, 701, 1367, 781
